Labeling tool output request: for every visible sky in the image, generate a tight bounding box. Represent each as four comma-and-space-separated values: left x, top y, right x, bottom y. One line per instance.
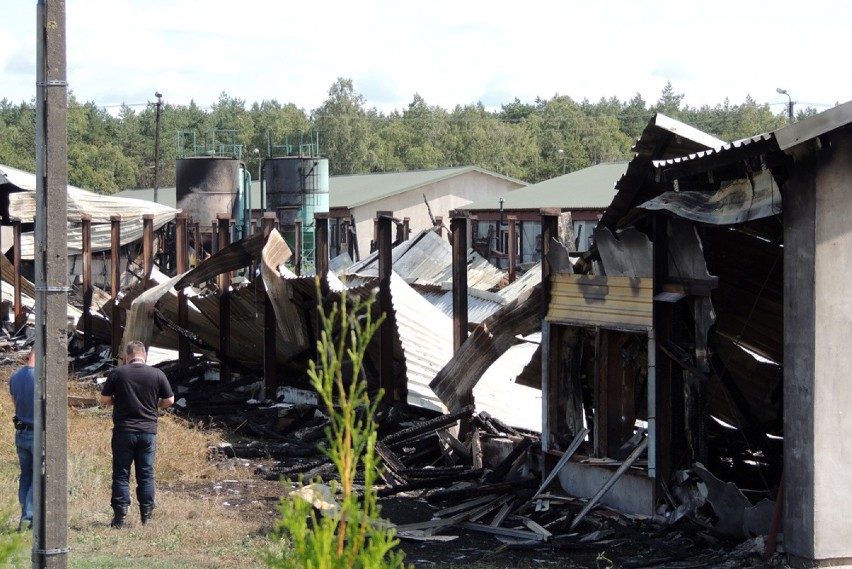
0, 0, 848, 117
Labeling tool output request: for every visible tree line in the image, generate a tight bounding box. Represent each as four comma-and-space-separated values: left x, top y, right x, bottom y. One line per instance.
0, 78, 804, 194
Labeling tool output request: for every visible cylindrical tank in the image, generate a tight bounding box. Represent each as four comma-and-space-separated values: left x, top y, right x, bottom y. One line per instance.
176, 157, 241, 235
264, 157, 329, 261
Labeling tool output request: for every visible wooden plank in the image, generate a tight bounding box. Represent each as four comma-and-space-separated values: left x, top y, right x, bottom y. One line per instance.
569, 437, 649, 531
532, 427, 589, 500
546, 274, 653, 330
490, 499, 514, 527
461, 522, 545, 542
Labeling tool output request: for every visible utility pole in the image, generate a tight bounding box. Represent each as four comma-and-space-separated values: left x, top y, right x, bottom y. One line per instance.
34, 0, 69, 567
153, 92, 163, 202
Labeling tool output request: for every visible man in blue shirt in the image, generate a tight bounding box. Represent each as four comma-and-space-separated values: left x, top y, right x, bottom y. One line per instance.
9, 348, 35, 531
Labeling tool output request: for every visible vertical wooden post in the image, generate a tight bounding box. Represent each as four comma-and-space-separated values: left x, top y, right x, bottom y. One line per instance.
110, 215, 122, 358
508, 215, 517, 283
435, 215, 443, 237
315, 213, 329, 297
293, 218, 302, 276
217, 213, 231, 382
540, 208, 560, 452
12, 218, 22, 328
193, 222, 201, 266
450, 211, 469, 354
403, 217, 411, 241
81, 213, 92, 348
142, 213, 154, 284
371, 217, 378, 253
652, 215, 674, 495
377, 211, 401, 401
262, 213, 277, 395
211, 219, 219, 254
175, 212, 190, 364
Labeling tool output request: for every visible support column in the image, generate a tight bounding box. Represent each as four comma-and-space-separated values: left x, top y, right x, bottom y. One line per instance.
110, 215, 122, 358
540, 208, 560, 452
403, 217, 411, 241
508, 215, 517, 283
262, 213, 277, 395
81, 213, 92, 348
450, 211, 469, 354
12, 218, 22, 328
193, 222, 201, 266
434, 215, 443, 237
142, 213, 154, 284
783, 133, 852, 566
294, 218, 302, 276
217, 213, 231, 382
315, 213, 329, 298
175, 213, 190, 364
377, 211, 401, 401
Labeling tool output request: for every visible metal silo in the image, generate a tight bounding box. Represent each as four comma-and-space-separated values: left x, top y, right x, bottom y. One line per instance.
176, 156, 241, 238
264, 156, 329, 271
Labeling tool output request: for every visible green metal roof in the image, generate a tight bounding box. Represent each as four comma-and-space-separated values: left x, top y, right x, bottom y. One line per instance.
329, 166, 526, 208
462, 162, 629, 211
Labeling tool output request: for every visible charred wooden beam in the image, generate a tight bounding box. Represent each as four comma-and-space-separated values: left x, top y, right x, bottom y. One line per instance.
217, 213, 231, 382
175, 212, 190, 364
81, 213, 92, 347
426, 476, 537, 502
12, 217, 22, 328
377, 469, 484, 497
110, 215, 122, 357
381, 405, 474, 446
262, 213, 277, 394
485, 437, 534, 483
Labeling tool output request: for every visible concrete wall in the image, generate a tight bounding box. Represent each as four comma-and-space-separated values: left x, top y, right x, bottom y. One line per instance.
784, 129, 852, 566
349, 171, 521, 260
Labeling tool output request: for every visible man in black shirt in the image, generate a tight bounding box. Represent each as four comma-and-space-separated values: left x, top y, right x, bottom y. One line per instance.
101, 340, 174, 528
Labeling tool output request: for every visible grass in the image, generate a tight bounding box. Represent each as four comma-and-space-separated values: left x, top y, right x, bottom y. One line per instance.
0, 357, 271, 569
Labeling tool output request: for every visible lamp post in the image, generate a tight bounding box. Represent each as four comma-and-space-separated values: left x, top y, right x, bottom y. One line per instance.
776, 87, 794, 124
558, 148, 566, 174
153, 91, 163, 202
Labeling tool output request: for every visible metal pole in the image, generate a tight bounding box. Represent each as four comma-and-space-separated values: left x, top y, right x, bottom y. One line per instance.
34, 0, 69, 565
294, 218, 302, 276
153, 92, 163, 202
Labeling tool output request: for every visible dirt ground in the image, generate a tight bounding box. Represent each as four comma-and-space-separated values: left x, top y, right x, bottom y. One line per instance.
169, 457, 784, 569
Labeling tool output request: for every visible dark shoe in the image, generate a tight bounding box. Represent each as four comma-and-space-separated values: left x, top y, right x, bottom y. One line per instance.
111, 506, 128, 528
140, 508, 153, 526
16, 519, 32, 532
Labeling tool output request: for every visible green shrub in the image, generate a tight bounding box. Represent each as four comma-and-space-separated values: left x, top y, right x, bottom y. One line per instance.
265, 286, 407, 569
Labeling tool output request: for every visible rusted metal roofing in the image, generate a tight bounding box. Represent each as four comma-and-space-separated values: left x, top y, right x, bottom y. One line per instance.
639, 169, 782, 225
598, 114, 726, 232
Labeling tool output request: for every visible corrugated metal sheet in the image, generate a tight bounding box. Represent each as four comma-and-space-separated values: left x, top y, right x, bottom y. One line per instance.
546, 274, 653, 331
639, 170, 782, 225
347, 229, 505, 290
12, 184, 179, 260
389, 272, 454, 412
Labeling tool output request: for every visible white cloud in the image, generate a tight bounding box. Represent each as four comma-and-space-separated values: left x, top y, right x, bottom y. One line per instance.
1, 0, 849, 116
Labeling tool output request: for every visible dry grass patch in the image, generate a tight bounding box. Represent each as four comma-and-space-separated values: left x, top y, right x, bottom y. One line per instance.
0, 363, 273, 568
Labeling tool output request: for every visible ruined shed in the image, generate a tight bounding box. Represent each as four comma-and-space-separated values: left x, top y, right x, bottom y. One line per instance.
542, 102, 852, 567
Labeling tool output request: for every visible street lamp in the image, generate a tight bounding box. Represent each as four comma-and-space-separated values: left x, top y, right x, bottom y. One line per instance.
558, 148, 566, 175
153, 92, 163, 202
776, 87, 794, 124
